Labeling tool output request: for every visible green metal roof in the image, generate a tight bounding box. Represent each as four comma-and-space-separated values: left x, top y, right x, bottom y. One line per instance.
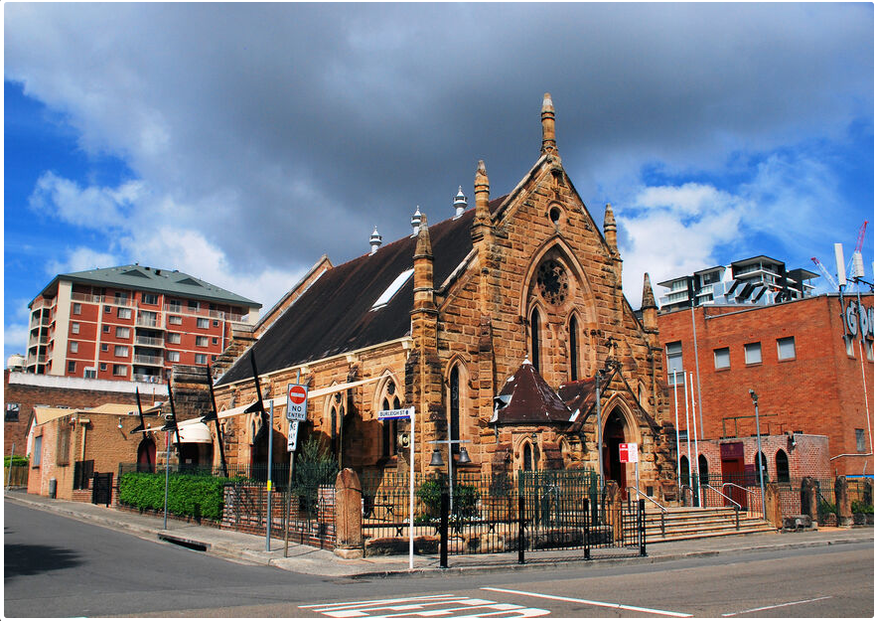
33, 264, 260, 308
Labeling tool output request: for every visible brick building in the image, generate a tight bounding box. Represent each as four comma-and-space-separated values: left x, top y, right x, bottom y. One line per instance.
205, 94, 678, 498
4, 370, 167, 455
26, 403, 163, 501
25, 264, 261, 382
658, 293, 873, 481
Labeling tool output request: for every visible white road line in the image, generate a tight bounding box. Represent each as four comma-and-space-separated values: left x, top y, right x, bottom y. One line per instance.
300, 594, 458, 609
481, 587, 693, 618
721, 595, 833, 616
300, 594, 550, 618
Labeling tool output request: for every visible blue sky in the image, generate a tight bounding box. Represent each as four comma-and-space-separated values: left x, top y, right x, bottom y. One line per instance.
4, 3, 874, 363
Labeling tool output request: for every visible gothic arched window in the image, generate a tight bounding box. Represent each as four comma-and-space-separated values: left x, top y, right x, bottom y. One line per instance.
379, 379, 401, 457
449, 366, 461, 454
775, 449, 789, 483
530, 308, 542, 372
569, 315, 579, 381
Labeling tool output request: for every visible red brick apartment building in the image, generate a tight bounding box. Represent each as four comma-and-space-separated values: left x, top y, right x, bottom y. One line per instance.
25, 265, 260, 383
658, 293, 874, 479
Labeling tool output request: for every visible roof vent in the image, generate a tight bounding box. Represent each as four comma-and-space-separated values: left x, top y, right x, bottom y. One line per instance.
369, 226, 383, 255
453, 186, 467, 218
411, 206, 422, 237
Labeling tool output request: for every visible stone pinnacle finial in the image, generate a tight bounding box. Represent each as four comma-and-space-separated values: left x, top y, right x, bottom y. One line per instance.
604, 203, 617, 253
541, 92, 556, 155
415, 212, 432, 258
474, 160, 490, 225
642, 273, 657, 309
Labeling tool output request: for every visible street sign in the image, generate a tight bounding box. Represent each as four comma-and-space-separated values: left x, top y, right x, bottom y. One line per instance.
286, 383, 308, 421
619, 442, 638, 463
288, 420, 299, 452
378, 407, 413, 421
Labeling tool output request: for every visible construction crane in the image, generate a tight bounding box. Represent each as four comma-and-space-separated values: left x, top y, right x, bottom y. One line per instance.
847, 220, 868, 280
811, 256, 839, 291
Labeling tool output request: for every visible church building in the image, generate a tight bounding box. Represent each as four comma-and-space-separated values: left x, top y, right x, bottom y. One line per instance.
211, 94, 677, 498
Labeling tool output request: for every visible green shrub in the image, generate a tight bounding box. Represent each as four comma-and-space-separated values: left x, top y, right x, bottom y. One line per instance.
818, 499, 836, 515
851, 500, 874, 514
4, 455, 28, 467
415, 478, 480, 520
119, 472, 231, 521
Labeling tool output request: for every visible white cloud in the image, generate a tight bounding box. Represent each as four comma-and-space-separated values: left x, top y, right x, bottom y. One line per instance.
46, 247, 121, 276
29, 171, 144, 229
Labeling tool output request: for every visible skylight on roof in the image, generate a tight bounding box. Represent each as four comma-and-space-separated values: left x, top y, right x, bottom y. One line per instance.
371, 268, 414, 310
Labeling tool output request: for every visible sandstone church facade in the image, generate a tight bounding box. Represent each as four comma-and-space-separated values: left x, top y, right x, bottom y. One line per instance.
211, 95, 677, 498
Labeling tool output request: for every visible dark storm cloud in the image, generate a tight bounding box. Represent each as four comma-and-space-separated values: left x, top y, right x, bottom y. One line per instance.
6, 3, 872, 275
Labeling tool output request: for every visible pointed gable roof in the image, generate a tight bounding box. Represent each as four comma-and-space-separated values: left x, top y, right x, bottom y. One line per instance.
216, 198, 506, 386
491, 360, 573, 425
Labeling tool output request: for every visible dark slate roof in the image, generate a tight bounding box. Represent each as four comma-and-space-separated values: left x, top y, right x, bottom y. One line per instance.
217, 198, 506, 386
558, 378, 597, 424
491, 361, 573, 425
34, 264, 260, 308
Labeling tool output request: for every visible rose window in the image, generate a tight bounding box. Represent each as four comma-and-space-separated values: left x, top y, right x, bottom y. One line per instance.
536, 259, 569, 305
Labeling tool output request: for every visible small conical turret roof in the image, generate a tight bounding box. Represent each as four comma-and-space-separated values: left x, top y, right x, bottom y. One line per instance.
491, 359, 573, 425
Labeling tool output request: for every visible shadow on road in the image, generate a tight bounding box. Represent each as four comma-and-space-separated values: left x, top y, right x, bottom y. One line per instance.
4, 543, 82, 580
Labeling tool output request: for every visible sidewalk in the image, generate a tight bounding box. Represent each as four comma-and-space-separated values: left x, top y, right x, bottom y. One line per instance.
5, 489, 872, 578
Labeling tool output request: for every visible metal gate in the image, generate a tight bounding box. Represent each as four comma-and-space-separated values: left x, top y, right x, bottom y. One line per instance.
91, 472, 113, 506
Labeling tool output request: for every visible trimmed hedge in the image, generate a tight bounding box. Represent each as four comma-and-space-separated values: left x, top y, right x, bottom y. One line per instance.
119, 472, 234, 521
4, 455, 28, 467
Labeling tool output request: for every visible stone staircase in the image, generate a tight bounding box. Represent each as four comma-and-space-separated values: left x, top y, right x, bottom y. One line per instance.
633, 505, 775, 544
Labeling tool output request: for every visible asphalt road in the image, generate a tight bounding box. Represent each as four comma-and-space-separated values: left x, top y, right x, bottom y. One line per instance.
4, 503, 873, 618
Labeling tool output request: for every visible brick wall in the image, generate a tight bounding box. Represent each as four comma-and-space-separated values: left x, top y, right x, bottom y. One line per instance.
658, 295, 873, 476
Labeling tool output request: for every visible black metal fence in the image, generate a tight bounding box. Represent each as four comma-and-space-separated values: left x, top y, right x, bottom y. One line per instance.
359, 469, 645, 559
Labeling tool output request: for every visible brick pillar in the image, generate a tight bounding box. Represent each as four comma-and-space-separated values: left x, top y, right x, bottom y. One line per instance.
765, 482, 782, 529
801, 477, 818, 524
334, 468, 363, 558
835, 476, 852, 527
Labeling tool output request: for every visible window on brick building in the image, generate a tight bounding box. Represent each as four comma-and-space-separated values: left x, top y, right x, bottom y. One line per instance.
775, 449, 789, 482
100, 363, 107, 371
167, 351, 180, 362
5, 403, 20, 422
713, 347, 730, 370
84, 367, 96, 379
71, 322, 80, 334
114, 345, 129, 357
866, 340, 873, 361
103, 325, 110, 333
189, 300, 200, 311
169, 315, 182, 325
114, 292, 128, 305
118, 308, 132, 320
67, 361, 76, 374
195, 354, 207, 364
142, 293, 159, 305
196, 336, 208, 347
698, 455, 709, 485
378, 378, 401, 458
167, 332, 181, 344
569, 315, 579, 381
101, 343, 109, 352
777, 336, 796, 361
73, 303, 82, 315
113, 364, 127, 376
856, 429, 866, 452
744, 342, 762, 365
116, 326, 131, 339
197, 318, 209, 329
679, 455, 690, 483
666, 341, 683, 385
212, 337, 218, 345
32, 436, 42, 467
105, 305, 111, 314
70, 341, 78, 353
56, 425, 70, 466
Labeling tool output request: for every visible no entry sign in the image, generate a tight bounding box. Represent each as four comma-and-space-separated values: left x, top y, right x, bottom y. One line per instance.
286, 384, 308, 422
619, 442, 638, 463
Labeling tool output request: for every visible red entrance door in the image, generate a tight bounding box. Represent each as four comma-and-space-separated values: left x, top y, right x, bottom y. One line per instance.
720, 442, 746, 508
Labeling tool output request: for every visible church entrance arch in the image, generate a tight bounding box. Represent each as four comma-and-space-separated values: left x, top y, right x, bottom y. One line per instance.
603, 406, 630, 499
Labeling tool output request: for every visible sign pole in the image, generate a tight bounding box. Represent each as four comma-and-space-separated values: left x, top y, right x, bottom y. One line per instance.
409, 406, 415, 571
284, 371, 306, 557
266, 399, 274, 552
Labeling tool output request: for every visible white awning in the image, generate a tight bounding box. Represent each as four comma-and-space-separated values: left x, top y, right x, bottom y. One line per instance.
174, 422, 213, 444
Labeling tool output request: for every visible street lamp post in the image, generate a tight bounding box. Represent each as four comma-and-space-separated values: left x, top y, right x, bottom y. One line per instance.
428, 439, 471, 514
749, 389, 767, 518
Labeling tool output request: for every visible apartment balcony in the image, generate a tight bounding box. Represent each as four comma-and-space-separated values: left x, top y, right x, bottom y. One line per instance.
26, 354, 47, 366
133, 354, 164, 367
28, 334, 49, 347
133, 372, 164, 384
70, 292, 105, 304
135, 335, 165, 347
135, 316, 164, 329
162, 304, 244, 322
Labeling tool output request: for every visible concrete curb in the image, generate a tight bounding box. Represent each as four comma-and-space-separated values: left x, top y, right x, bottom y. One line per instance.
6, 492, 872, 578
